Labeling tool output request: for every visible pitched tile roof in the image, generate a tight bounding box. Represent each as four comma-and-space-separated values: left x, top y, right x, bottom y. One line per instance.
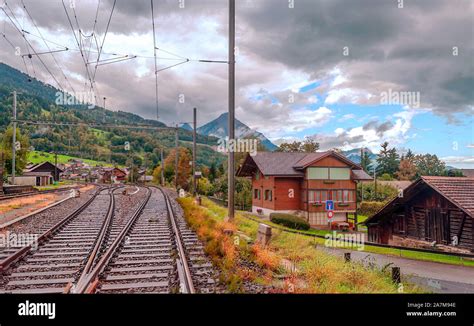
365, 176, 474, 225
422, 176, 474, 217
237, 151, 370, 178
250, 152, 307, 176
352, 169, 373, 180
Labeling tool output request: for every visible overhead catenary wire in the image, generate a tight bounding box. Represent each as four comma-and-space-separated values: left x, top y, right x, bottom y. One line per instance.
61, 0, 96, 97
86, 0, 102, 63
20, 0, 76, 93
91, 0, 116, 85
1, 5, 64, 91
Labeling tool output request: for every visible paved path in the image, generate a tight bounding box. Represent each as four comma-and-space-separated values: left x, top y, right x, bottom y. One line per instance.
320, 247, 474, 293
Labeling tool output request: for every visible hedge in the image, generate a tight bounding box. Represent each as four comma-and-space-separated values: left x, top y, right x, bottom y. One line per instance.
358, 201, 386, 217
269, 213, 310, 231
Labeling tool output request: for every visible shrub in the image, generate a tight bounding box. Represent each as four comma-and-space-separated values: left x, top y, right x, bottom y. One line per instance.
358, 201, 386, 217
270, 213, 310, 231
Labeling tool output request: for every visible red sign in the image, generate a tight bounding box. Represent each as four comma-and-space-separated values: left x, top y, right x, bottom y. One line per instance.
327, 211, 334, 219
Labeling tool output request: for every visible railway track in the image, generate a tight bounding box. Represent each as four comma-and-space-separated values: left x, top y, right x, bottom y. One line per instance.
74, 187, 218, 294
0, 186, 218, 294
0, 187, 117, 293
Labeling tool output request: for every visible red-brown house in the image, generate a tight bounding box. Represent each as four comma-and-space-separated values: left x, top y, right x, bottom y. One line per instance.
365, 176, 474, 252
100, 167, 127, 183
236, 151, 372, 227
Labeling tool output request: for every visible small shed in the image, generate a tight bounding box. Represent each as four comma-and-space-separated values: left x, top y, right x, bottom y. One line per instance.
365, 176, 474, 252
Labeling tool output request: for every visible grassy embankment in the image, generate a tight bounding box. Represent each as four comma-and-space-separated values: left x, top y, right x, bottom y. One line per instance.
28, 151, 115, 167
241, 212, 474, 267
178, 197, 423, 293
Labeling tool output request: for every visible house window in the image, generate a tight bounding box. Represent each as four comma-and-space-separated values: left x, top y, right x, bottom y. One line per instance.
307, 167, 351, 180
308, 190, 328, 203
307, 167, 329, 180
254, 189, 261, 200
327, 190, 354, 203
329, 168, 351, 180
264, 190, 272, 201
255, 171, 260, 180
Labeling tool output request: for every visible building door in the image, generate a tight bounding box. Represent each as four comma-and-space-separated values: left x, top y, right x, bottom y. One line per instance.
425, 208, 448, 243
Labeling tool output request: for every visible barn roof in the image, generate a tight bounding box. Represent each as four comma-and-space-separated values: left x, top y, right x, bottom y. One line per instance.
365, 176, 474, 225
236, 151, 371, 179
422, 176, 474, 217
25, 161, 63, 173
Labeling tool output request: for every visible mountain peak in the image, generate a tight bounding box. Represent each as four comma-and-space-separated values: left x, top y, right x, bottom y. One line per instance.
197, 112, 277, 151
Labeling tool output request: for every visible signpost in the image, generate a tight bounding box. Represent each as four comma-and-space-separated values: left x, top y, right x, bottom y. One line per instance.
326, 200, 334, 225
326, 200, 334, 211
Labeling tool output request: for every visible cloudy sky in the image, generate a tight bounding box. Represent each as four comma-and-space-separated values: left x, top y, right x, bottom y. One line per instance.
0, 0, 473, 167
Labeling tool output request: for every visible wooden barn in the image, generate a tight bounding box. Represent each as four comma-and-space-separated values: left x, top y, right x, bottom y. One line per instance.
365, 176, 474, 252
236, 151, 372, 228
25, 162, 63, 182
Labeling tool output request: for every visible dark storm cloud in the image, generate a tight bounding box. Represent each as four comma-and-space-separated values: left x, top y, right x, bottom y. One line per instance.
363, 120, 394, 136
238, 0, 474, 119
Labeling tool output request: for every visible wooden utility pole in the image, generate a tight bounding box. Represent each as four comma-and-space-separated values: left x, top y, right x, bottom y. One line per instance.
175, 124, 179, 189
160, 148, 164, 186
227, 0, 235, 221
12, 91, 17, 185
103, 97, 106, 123
54, 152, 58, 183
192, 108, 197, 196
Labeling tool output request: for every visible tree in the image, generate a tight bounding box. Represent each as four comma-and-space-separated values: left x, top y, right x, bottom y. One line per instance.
1, 127, 30, 176
396, 158, 417, 180
376, 142, 400, 177
277, 141, 302, 152
197, 177, 213, 196
163, 147, 192, 189
360, 148, 372, 174
301, 137, 320, 153
277, 137, 320, 153
413, 154, 446, 177
209, 162, 217, 182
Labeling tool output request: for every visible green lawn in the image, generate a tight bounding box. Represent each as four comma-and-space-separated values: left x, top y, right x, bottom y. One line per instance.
28, 151, 114, 167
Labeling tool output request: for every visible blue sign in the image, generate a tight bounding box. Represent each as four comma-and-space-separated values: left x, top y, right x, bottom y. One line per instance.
326, 200, 334, 211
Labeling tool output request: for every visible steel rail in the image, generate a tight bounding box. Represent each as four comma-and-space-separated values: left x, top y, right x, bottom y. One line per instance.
73, 187, 152, 294
0, 186, 109, 273
73, 186, 120, 287
158, 187, 195, 294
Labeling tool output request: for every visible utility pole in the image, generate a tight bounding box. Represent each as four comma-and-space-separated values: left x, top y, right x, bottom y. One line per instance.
175, 124, 179, 190
54, 151, 58, 183
160, 148, 164, 186
12, 91, 17, 185
103, 97, 106, 123
192, 108, 197, 196
373, 167, 377, 200
227, 0, 235, 221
